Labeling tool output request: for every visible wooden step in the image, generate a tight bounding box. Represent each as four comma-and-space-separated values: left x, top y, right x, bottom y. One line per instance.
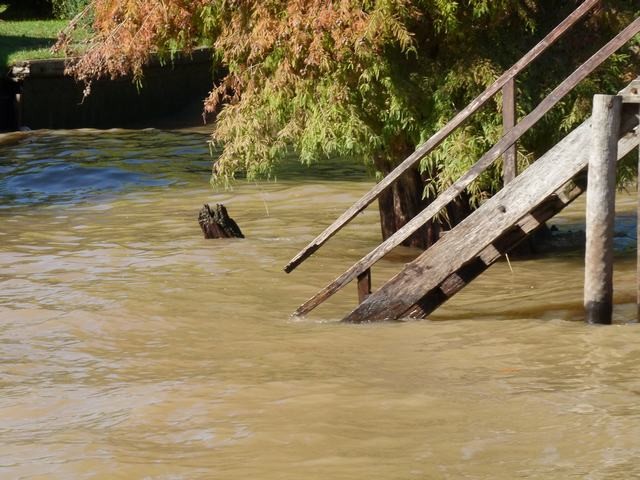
342, 108, 640, 323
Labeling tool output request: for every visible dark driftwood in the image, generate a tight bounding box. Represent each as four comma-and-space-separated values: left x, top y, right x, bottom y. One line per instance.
198, 204, 244, 239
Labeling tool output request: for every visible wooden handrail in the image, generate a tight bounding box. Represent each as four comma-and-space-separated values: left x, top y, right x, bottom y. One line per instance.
284, 0, 599, 274
293, 15, 640, 317
502, 78, 517, 184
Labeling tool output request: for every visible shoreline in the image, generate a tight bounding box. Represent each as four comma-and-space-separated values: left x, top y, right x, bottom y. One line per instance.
2, 48, 215, 131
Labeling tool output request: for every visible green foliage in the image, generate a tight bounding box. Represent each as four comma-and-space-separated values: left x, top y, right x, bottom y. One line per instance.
52, 0, 88, 19
0, 18, 67, 67
68, 0, 639, 206
205, 0, 639, 206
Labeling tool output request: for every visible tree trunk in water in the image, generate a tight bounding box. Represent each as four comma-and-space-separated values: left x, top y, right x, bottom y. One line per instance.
198, 203, 244, 239
377, 162, 435, 249
375, 150, 472, 250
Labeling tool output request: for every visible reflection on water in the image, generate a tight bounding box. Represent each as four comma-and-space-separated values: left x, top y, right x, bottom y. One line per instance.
0, 130, 212, 206
1, 129, 640, 479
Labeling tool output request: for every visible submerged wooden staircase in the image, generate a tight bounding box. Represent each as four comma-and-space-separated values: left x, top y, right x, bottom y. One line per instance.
285, 1, 640, 322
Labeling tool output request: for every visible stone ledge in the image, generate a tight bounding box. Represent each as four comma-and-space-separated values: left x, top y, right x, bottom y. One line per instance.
9, 48, 213, 81
3, 48, 216, 130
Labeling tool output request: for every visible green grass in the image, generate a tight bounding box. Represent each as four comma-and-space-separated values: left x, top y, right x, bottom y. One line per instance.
0, 18, 68, 68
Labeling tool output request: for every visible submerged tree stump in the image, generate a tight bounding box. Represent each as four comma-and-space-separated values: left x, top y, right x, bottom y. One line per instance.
198, 204, 244, 239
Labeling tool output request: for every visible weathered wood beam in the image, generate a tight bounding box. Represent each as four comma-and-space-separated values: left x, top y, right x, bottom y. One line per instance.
627, 88, 640, 321
283, 0, 600, 274
397, 130, 640, 321
407, 190, 583, 320
584, 95, 622, 325
341, 108, 640, 323
620, 79, 640, 104
406, 258, 487, 319
360, 120, 640, 323
292, 20, 640, 317
617, 113, 640, 161
503, 77, 518, 184
357, 269, 372, 303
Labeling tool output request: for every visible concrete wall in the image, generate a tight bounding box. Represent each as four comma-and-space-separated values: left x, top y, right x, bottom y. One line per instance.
7, 49, 215, 130
0, 79, 18, 131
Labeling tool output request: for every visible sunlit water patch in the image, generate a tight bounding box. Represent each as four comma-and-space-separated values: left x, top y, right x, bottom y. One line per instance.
0, 130, 212, 207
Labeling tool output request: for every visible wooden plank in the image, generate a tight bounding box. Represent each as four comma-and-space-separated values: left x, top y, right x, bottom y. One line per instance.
341, 106, 640, 323
584, 95, 622, 325
477, 243, 502, 266
292, 20, 640, 316
621, 79, 640, 101
618, 116, 640, 160
354, 122, 640, 323
620, 80, 640, 103
408, 208, 563, 320
503, 77, 518, 184
283, 0, 599, 274
439, 272, 468, 297
377, 133, 638, 322
404, 288, 446, 320
357, 269, 372, 303
408, 258, 488, 319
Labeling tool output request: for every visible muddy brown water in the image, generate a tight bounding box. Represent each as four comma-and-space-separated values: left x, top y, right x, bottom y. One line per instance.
1, 129, 640, 479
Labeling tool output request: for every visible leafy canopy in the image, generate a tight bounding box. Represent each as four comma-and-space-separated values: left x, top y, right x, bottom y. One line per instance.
59, 1, 639, 200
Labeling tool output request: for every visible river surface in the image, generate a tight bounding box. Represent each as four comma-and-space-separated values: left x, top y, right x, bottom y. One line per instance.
1, 129, 640, 479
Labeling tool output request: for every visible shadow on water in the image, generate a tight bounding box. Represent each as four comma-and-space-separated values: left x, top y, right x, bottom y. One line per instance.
0, 129, 371, 208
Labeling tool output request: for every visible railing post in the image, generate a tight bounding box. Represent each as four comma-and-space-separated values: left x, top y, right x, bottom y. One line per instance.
503, 77, 517, 184
357, 269, 372, 304
624, 80, 640, 322
637, 118, 640, 322
584, 94, 622, 325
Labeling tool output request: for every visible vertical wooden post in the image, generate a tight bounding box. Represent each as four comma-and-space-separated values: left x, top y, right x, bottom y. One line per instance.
14, 90, 23, 130
637, 107, 640, 322
584, 94, 622, 325
502, 77, 517, 184
357, 269, 372, 304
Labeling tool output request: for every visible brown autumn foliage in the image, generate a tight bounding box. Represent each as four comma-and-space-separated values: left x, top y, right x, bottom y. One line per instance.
57, 1, 639, 246
58, 1, 638, 182
57, 0, 211, 95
